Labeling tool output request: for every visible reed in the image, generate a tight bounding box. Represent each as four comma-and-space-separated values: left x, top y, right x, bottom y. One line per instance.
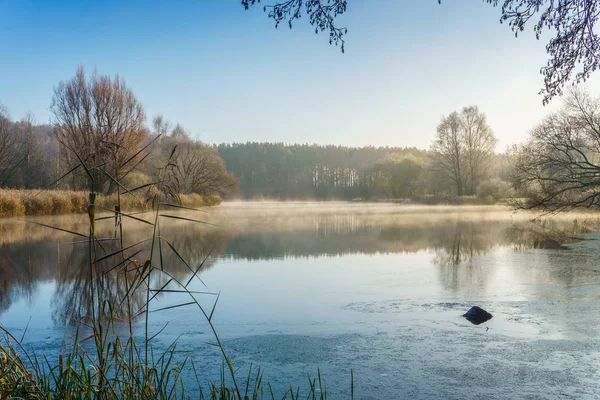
0, 189, 221, 217
0, 146, 350, 399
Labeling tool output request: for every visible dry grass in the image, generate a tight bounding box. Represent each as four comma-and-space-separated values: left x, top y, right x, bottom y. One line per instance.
0, 189, 221, 217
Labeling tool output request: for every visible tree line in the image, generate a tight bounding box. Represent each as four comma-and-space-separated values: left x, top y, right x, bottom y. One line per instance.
2, 78, 512, 203
217, 143, 430, 199
218, 135, 512, 201
10, 66, 595, 208
218, 92, 600, 208
216, 106, 512, 201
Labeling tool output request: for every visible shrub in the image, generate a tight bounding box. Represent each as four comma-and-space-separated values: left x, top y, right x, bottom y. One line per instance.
21, 195, 54, 215
477, 178, 514, 200
69, 192, 88, 213
0, 193, 25, 217
180, 193, 204, 208
48, 191, 73, 214
203, 195, 222, 207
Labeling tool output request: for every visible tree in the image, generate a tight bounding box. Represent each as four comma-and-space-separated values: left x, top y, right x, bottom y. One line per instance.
172, 141, 237, 198
461, 106, 497, 194
152, 126, 237, 199
244, 0, 600, 104
0, 106, 60, 189
0, 105, 27, 186
373, 152, 424, 198
430, 107, 496, 197
486, 0, 600, 105
50, 67, 147, 193
242, 0, 348, 51
171, 123, 189, 139
511, 89, 600, 212
152, 114, 171, 138
12, 114, 39, 188
430, 112, 465, 196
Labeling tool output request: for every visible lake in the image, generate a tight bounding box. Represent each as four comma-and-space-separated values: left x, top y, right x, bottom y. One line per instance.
2, 202, 600, 399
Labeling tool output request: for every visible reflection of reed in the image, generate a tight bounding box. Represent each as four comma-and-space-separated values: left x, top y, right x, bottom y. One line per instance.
0, 218, 227, 323
51, 241, 148, 326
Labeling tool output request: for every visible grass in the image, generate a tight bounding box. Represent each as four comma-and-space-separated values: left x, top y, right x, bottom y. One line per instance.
0, 147, 351, 399
0, 189, 221, 218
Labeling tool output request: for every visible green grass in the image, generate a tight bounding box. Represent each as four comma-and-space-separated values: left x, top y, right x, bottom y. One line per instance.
0, 147, 352, 399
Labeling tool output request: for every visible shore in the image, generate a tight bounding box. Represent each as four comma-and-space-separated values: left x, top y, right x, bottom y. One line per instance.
0, 189, 221, 217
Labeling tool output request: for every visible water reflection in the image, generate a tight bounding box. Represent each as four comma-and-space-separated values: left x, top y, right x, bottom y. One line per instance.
49, 240, 145, 325
0, 204, 597, 323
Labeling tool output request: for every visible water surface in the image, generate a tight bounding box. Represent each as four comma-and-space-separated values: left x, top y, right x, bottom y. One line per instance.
2, 203, 600, 399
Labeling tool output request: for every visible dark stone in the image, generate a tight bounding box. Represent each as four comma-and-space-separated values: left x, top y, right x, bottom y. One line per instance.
463, 306, 493, 325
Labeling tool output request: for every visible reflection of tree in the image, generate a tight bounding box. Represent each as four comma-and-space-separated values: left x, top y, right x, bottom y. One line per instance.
223, 219, 504, 261
0, 241, 57, 315
431, 218, 594, 293
431, 222, 496, 268
432, 222, 497, 293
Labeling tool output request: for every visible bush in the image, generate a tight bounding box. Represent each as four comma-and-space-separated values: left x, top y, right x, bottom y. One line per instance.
48, 191, 74, 214
203, 195, 222, 207
0, 193, 25, 217
21, 195, 54, 215
477, 178, 514, 200
69, 192, 88, 213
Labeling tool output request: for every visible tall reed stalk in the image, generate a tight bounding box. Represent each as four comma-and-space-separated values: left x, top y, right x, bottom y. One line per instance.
0, 142, 354, 399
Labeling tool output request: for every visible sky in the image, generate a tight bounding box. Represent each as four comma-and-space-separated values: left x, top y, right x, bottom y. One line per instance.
1, 0, 599, 150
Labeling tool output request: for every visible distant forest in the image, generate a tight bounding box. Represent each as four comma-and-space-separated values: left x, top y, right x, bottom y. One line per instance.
217, 142, 513, 201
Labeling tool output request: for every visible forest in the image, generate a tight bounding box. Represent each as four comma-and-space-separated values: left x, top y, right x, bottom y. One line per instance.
217, 106, 514, 202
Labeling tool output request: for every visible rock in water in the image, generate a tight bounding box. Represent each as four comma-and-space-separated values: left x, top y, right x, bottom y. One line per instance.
463, 306, 493, 325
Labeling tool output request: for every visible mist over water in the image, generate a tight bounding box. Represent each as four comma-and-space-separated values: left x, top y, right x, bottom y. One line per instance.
2, 202, 600, 398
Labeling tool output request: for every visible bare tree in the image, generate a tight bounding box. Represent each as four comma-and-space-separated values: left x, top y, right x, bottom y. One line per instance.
244, 0, 600, 104
13, 114, 37, 188
0, 105, 27, 186
431, 112, 464, 196
0, 105, 15, 183
430, 107, 496, 197
152, 114, 171, 137
155, 134, 237, 199
242, 0, 348, 51
170, 123, 189, 139
485, 0, 600, 105
50, 67, 147, 192
512, 89, 600, 211
462, 106, 497, 194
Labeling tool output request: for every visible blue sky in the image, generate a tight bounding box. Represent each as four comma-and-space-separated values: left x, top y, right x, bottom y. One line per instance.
1, 0, 598, 149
